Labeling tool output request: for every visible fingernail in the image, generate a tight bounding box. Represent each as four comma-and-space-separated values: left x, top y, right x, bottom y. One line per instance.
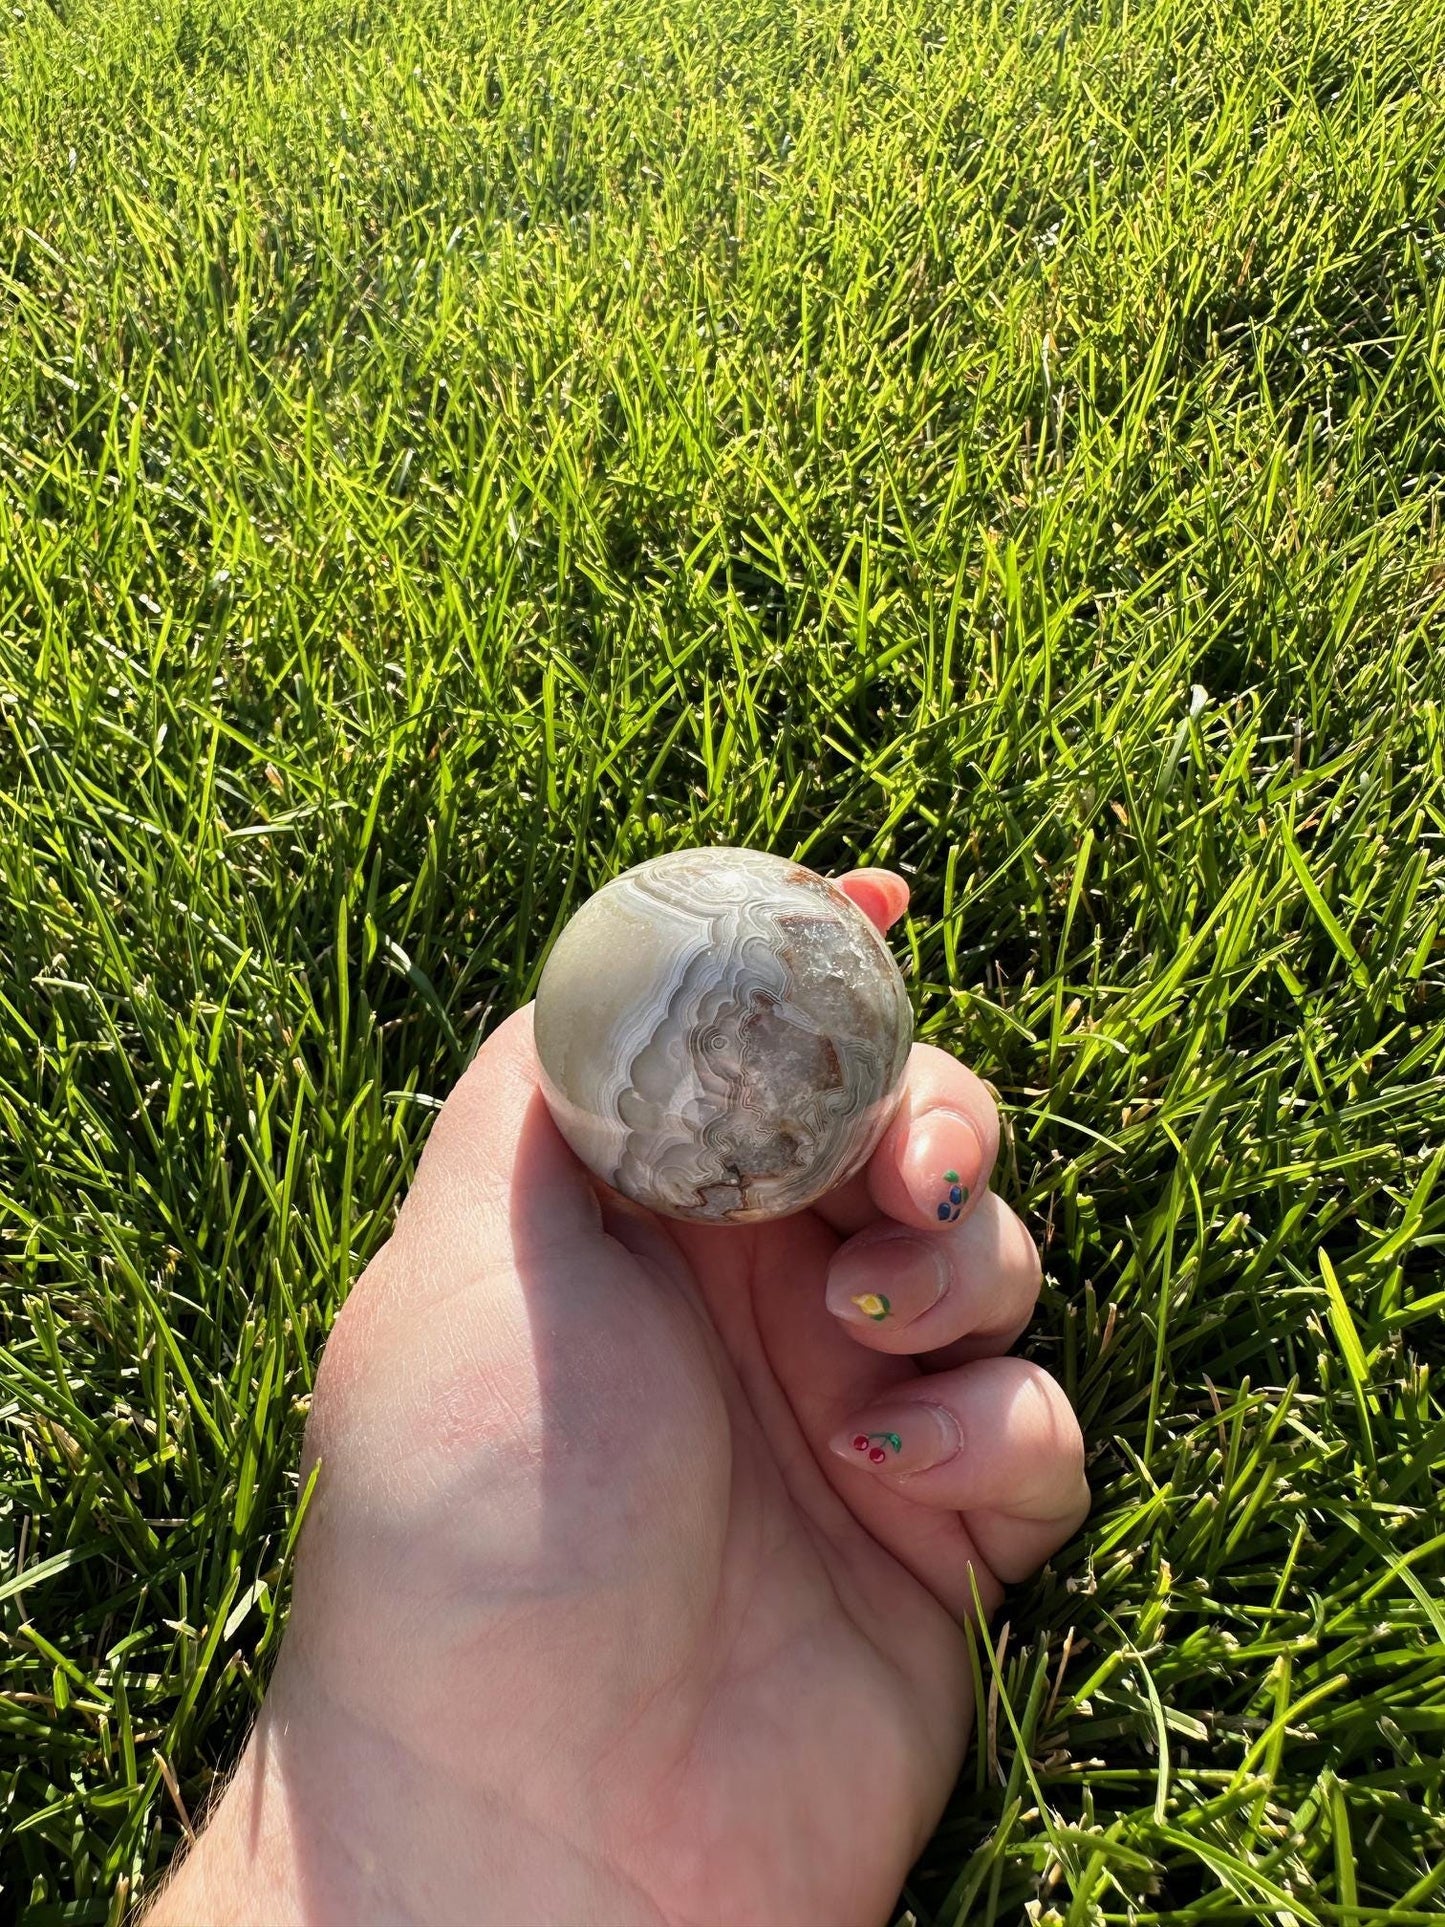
826, 1236, 949, 1328
828, 1401, 962, 1476
903, 1109, 976, 1225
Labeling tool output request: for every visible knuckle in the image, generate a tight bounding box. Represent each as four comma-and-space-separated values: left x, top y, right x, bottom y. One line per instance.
1050, 1398, 1089, 1488
1016, 1220, 1044, 1295
991, 1197, 1043, 1298
1061, 1417, 1089, 1489
1011, 1358, 1086, 1468
313, 1256, 391, 1417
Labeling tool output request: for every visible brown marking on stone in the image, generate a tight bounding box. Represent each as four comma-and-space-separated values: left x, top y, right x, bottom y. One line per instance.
697, 1171, 752, 1217
783, 864, 842, 900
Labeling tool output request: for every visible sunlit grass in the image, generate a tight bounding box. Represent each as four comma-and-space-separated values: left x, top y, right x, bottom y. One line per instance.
2, 0, 1444, 1917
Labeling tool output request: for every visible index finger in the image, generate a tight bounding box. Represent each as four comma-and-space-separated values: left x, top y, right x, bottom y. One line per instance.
810, 1041, 1000, 1237
816, 871, 998, 1240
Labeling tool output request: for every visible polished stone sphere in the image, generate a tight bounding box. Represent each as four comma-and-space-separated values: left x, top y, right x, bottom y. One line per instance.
534, 848, 913, 1223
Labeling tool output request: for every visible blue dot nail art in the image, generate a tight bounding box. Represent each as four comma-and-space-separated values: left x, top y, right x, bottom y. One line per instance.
938, 1173, 970, 1224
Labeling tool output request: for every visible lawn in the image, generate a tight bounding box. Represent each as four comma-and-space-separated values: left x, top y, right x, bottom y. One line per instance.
2, 0, 1444, 1916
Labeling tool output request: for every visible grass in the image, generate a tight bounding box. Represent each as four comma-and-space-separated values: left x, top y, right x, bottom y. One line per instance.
2, 0, 1444, 1915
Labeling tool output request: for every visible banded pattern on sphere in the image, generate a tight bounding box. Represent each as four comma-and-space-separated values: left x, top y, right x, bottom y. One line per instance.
534, 849, 913, 1223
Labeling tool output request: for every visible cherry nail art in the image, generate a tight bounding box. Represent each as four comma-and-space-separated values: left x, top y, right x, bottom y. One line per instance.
832, 1403, 962, 1475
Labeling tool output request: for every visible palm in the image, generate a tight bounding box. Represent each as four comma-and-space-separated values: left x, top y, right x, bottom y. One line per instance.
526, 1203, 974, 1926
278, 989, 1083, 1927
300, 1204, 968, 1917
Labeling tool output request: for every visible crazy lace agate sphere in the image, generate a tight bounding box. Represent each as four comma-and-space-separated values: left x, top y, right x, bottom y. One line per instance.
534, 848, 912, 1223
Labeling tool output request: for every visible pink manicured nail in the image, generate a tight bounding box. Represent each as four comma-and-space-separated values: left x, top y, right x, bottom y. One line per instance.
826, 1236, 949, 1328
828, 1402, 963, 1475
902, 1109, 978, 1225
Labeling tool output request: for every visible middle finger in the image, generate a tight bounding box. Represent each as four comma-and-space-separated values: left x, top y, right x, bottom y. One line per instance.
822, 1190, 1042, 1360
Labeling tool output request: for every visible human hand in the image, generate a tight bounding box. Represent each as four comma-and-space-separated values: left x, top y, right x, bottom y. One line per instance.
147, 871, 1088, 1927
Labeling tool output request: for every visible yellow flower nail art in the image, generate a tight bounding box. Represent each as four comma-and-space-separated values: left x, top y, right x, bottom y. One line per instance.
851, 1291, 891, 1322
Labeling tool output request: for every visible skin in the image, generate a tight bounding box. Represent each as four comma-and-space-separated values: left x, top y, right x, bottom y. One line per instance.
146, 871, 1088, 1927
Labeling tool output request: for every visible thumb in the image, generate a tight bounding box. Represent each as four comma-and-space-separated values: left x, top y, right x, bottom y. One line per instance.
395, 1004, 603, 1276
309, 1004, 605, 1463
